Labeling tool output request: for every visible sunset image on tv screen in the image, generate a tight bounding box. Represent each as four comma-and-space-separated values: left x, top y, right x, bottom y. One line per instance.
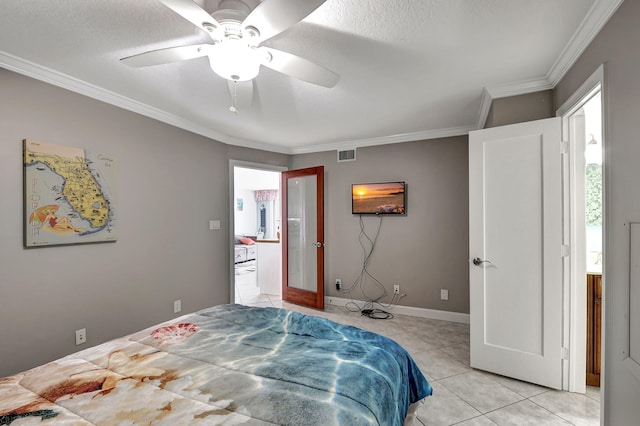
352, 182, 405, 214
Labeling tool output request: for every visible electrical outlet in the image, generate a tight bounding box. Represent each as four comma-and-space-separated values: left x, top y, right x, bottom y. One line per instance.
75, 328, 86, 346
174, 299, 182, 313
393, 285, 400, 294
440, 289, 449, 301
335, 278, 342, 290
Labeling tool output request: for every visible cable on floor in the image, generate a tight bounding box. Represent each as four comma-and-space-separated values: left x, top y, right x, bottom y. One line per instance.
360, 308, 394, 320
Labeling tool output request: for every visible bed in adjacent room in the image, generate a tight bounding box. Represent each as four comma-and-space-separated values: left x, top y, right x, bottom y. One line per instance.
0, 304, 431, 425
235, 236, 257, 264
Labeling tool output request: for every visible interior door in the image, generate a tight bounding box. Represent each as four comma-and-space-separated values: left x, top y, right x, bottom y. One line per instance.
281, 166, 324, 309
469, 117, 563, 389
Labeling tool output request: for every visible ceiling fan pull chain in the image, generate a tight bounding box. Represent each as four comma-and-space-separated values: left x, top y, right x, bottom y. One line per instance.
229, 81, 239, 114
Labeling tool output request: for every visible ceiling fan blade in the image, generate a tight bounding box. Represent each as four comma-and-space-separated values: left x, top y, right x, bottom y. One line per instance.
121, 44, 211, 67
261, 47, 339, 88
243, 0, 327, 43
159, 0, 220, 32
227, 80, 254, 112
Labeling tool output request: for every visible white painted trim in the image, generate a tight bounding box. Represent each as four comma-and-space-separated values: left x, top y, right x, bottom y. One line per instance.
475, 87, 493, 129
0, 0, 620, 155
325, 296, 470, 324
556, 64, 605, 394
481, 0, 620, 106
556, 65, 605, 117
567, 109, 588, 394
547, 0, 624, 87
628, 222, 640, 379
485, 76, 553, 100
229, 161, 287, 304
0, 51, 291, 155
1, 48, 473, 154
290, 125, 475, 155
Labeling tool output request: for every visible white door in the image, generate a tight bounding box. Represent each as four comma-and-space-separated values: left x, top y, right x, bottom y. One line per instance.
469, 117, 563, 389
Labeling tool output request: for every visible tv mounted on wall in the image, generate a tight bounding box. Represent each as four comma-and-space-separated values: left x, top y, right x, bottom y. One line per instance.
352, 182, 406, 215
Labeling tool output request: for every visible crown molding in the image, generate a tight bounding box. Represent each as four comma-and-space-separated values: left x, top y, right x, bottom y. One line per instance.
2, 52, 475, 155
475, 87, 493, 129
290, 124, 476, 154
0, 51, 292, 155
547, 0, 624, 86
485, 76, 554, 100
0, 0, 623, 155
483, 0, 623, 101
477, 0, 622, 130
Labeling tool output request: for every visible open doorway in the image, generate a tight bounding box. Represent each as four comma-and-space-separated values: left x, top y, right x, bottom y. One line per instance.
559, 65, 605, 397
231, 162, 284, 307
582, 94, 603, 388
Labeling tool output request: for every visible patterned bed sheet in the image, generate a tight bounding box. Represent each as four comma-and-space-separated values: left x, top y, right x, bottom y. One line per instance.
0, 304, 432, 425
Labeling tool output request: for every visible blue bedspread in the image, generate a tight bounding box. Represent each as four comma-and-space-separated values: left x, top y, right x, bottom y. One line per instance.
193, 304, 433, 425
0, 304, 432, 425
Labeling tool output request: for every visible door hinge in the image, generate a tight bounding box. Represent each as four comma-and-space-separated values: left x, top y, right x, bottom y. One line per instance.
561, 141, 569, 154
561, 347, 570, 360
561, 244, 570, 257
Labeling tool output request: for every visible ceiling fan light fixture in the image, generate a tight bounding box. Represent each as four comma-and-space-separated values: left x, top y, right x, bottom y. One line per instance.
126, 0, 339, 104
208, 39, 261, 81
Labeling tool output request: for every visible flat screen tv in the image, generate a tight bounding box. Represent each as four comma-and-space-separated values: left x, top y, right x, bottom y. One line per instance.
352, 182, 406, 215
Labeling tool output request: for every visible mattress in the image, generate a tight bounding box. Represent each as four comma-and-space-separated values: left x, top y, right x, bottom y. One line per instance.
0, 304, 432, 425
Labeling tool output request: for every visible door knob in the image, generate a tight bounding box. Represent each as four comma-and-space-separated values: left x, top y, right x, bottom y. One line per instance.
472, 257, 492, 266
312, 241, 323, 248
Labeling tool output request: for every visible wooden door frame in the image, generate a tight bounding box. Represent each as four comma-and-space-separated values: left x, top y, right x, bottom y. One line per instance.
281, 166, 324, 309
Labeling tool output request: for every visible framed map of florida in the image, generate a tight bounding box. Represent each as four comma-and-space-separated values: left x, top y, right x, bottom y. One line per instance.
23, 139, 117, 247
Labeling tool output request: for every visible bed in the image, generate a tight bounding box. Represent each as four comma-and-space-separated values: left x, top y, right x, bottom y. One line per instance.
235, 236, 257, 263
0, 304, 432, 425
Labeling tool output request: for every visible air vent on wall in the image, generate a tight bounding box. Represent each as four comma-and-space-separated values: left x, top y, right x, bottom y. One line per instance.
337, 148, 356, 163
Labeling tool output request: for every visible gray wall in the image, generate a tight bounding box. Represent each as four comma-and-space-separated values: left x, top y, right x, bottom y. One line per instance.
554, 0, 640, 423
291, 137, 470, 313
5, 0, 627, 382
485, 90, 554, 128
0, 69, 288, 377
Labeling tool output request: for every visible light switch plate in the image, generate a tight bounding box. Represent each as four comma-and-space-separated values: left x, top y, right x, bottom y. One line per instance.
440, 289, 449, 301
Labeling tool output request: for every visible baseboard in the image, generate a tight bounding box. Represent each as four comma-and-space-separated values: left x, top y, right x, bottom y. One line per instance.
325, 296, 470, 324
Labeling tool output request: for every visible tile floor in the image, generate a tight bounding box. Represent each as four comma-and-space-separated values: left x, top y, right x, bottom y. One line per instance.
234, 267, 601, 426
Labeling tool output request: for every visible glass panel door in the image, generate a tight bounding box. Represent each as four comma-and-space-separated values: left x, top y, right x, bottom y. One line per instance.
287, 174, 318, 291
281, 166, 324, 309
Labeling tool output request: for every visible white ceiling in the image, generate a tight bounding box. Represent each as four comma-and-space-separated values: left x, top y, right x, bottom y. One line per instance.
0, 0, 621, 154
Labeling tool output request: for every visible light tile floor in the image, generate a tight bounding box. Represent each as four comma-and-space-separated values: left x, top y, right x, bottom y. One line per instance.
234, 268, 601, 426
234, 260, 282, 307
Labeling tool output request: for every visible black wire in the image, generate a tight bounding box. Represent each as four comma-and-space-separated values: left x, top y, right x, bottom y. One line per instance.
340, 215, 400, 320
360, 308, 394, 320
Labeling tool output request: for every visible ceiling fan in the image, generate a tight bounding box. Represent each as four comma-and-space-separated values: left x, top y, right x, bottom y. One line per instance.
121, 0, 339, 112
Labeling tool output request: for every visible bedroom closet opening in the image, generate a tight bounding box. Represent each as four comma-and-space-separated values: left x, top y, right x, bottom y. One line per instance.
232, 164, 284, 306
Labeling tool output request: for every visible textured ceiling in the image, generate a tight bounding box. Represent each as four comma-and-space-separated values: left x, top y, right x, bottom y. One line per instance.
0, 0, 622, 154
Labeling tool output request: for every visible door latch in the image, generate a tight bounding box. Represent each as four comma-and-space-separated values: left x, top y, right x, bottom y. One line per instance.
472, 257, 492, 266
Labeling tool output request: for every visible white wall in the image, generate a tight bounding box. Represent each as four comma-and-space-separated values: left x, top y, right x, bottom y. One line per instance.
234, 188, 258, 235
